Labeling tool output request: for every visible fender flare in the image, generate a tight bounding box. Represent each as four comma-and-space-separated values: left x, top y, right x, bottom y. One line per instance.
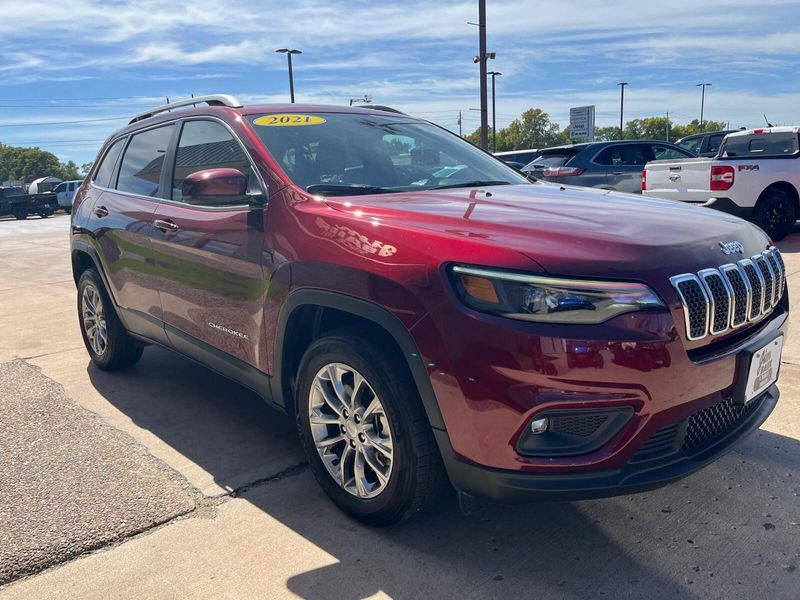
271, 288, 446, 431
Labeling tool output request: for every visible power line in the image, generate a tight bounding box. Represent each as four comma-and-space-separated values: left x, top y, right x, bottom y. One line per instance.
0, 116, 128, 128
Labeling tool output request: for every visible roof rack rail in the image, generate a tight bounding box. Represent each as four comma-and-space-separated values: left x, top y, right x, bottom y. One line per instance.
354, 104, 406, 115
128, 94, 242, 124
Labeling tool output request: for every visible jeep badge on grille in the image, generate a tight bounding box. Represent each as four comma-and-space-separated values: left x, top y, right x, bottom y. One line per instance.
719, 241, 745, 255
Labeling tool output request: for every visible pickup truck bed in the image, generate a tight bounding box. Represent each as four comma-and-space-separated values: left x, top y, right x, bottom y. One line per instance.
643, 127, 800, 240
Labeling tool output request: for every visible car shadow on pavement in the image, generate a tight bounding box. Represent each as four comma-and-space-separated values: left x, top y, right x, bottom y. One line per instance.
86, 347, 800, 599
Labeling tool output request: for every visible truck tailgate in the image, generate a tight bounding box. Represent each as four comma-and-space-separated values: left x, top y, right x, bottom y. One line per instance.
643, 157, 712, 203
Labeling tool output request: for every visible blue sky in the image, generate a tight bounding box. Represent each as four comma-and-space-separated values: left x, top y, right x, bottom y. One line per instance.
1, 0, 800, 167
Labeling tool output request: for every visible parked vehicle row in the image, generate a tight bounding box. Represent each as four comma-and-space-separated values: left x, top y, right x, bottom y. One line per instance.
521, 140, 694, 194
0, 186, 57, 220
71, 95, 787, 525
644, 127, 800, 240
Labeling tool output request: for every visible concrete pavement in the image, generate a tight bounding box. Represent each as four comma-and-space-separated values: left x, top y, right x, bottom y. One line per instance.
0, 214, 798, 599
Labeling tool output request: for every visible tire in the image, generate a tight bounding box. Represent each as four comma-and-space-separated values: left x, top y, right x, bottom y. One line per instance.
753, 189, 796, 241
77, 269, 143, 370
296, 331, 447, 526
38, 211, 52, 219
13, 210, 27, 220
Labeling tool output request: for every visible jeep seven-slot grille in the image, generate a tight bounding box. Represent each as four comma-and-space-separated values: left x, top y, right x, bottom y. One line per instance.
670, 247, 785, 341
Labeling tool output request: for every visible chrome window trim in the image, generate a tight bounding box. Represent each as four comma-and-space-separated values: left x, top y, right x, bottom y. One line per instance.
669, 273, 709, 341
698, 268, 733, 335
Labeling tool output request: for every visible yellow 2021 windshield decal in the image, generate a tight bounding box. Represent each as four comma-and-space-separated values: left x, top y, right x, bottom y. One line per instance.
253, 114, 326, 126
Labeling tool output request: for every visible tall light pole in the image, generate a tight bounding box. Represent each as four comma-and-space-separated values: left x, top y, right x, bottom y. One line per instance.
617, 82, 628, 140
276, 48, 302, 103
696, 83, 712, 131
488, 71, 502, 152
475, 0, 489, 149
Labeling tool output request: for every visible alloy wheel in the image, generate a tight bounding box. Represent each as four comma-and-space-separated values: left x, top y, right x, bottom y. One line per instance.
81, 284, 108, 356
308, 362, 394, 498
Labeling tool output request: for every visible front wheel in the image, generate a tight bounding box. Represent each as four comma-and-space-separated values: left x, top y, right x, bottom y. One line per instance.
296, 332, 446, 526
13, 210, 27, 220
753, 189, 796, 241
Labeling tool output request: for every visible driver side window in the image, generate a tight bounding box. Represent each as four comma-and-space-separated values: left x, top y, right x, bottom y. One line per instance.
172, 120, 254, 204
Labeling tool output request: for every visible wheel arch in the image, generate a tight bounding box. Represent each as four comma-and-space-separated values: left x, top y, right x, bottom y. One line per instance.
271, 289, 446, 431
757, 181, 800, 213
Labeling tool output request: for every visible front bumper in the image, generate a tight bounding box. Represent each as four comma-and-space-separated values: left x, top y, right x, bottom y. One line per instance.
437, 385, 778, 502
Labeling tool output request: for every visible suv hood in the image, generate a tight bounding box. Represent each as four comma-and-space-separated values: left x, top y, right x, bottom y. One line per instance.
324, 183, 769, 279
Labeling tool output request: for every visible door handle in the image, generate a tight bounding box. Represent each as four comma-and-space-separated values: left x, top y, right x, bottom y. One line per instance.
153, 219, 180, 232
93, 205, 109, 217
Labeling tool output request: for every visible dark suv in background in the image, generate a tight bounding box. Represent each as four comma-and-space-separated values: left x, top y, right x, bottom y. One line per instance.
676, 130, 743, 157
71, 95, 787, 525
523, 140, 695, 193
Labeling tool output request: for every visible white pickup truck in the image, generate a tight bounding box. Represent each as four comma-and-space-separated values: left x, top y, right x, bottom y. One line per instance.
643, 126, 800, 240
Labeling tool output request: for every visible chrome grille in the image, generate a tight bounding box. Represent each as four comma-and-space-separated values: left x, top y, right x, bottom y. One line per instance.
670, 247, 785, 341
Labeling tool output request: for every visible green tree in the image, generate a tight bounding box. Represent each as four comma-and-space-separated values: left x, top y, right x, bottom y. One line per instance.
468, 107, 566, 151
80, 162, 94, 177
0, 142, 84, 183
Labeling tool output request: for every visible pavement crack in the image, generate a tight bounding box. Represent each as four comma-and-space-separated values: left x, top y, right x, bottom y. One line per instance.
230, 462, 308, 498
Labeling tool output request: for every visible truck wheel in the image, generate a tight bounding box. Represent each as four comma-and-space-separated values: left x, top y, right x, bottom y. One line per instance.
77, 269, 143, 370
38, 211, 52, 219
295, 331, 446, 526
13, 210, 27, 220
754, 189, 796, 241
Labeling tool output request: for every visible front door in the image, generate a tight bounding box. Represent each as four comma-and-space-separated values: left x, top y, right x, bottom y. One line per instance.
148, 118, 269, 371
597, 143, 654, 194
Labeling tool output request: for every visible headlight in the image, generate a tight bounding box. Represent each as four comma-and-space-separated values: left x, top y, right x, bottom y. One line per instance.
449, 265, 665, 324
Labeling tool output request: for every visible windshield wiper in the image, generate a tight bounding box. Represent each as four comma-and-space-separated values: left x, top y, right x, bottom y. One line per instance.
306, 183, 393, 196
431, 180, 514, 190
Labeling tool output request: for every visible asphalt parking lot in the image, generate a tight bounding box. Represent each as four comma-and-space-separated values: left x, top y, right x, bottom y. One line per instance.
0, 213, 799, 599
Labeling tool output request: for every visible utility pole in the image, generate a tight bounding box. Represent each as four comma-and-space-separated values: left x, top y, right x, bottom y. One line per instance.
458, 110, 463, 136
666, 111, 670, 141
617, 82, 628, 140
696, 83, 711, 131
478, 0, 489, 149
488, 71, 501, 152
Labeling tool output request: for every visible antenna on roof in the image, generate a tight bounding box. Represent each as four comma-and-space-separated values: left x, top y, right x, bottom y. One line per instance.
763, 114, 774, 128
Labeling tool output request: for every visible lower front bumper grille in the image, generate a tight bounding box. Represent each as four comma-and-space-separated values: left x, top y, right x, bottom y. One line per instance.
632, 395, 765, 462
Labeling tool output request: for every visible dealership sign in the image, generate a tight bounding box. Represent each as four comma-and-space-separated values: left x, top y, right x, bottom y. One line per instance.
569, 105, 595, 141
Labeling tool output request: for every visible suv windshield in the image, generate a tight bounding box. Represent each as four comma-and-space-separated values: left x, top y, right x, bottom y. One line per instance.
247, 112, 528, 195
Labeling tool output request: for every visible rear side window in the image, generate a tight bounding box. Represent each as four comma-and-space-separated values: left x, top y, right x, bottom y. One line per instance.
93, 138, 126, 188
594, 144, 653, 166
723, 132, 798, 158
116, 125, 174, 197
526, 150, 578, 169
706, 134, 725, 154
677, 137, 703, 154
171, 120, 254, 203
651, 144, 694, 160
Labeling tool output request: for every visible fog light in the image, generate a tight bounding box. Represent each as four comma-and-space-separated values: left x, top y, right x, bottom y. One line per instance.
530, 418, 549, 434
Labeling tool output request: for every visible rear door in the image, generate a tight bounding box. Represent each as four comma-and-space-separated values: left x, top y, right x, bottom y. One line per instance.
90, 124, 175, 339
596, 144, 654, 193
149, 118, 269, 371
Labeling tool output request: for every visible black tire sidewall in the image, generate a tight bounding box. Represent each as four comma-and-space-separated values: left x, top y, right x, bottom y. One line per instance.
296, 335, 418, 524
77, 270, 113, 367
756, 191, 796, 240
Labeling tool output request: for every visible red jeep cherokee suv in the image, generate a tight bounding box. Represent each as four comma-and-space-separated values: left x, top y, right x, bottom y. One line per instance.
70, 95, 788, 525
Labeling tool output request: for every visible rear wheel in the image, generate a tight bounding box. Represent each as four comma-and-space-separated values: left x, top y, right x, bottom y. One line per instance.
753, 189, 796, 241
13, 210, 27, 220
38, 210, 53, 219
78, 269, 143, 370
296, 332, 446, 525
